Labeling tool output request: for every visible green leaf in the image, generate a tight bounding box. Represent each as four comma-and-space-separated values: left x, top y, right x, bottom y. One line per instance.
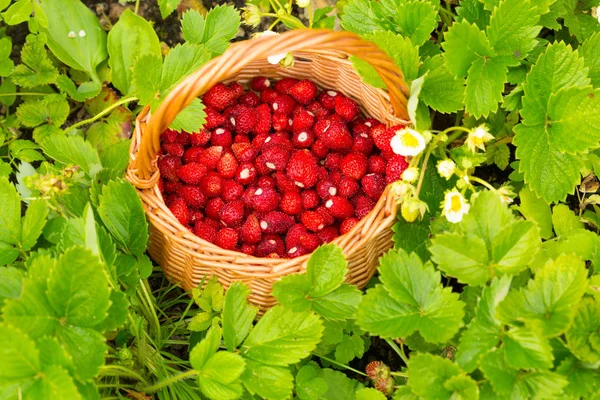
552, 203, 583, 237
394, 1, 437, 47
0, 267, 23, 305
295, 364, 329, 400
47, 247, 110, 327
580, 32, 600, 87
0, 78, 16, 107
11, 34, 58, 88
100, 290, 128, 332
9, 139, 45, 163
307, 244, 347, 298
55, 75, 101, 101
132, 53, 162, 105
339, 0, 385, 35
197, 351, 245, 400
503, 327, 553, 370
442, 20, 494, 78
556, 355, 600, 399
0, 177, 22, 245
497, 254, 588, 337
443, 374, 480, 400
517, 186, 553, 239
100, 140, 131, 179
2, 0, 31, 25
25, 365, 82, 400
107, 9, 161, 95
272, 273, 312, 312
420, 56, 465, 114
55, 324, 107, 381
429, 233, 490, 285
17, 94, 69, 128
21, 199, 48, 251
240, 358, 293, 400
356, 388, 387, 400
41, 135, 102, 177
456, 0, 490, 29
0, 324, 40, 379
160, 43, 211, 99
190, 322, 222, 369
491, 220, 539, 275
565, 298, 600, 364
407, 353, 461, 399
487, 142, 510, 170
464, 56, 507, 118
311, 284, 362, 321
223, 282, 258, 352
192, 275, 224, 313
169, 98, 206, 133
40, 0, 107, 81
241, 306, 323, 366
181, 6, 240, 55
334, 333, 364, 364
97, 178, 149, 256
158, 0, 181, 19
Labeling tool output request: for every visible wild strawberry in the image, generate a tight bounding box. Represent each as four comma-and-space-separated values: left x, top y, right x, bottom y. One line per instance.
256, 235, 285, 257
250, 76, 271, 91
324, 153, 343, 171
254, 104, 272, 134
229, 81, 244, 98
255, 158, 271, 176
161, 129, 178, 144
199, 146, 223, 170
386, 155, 409, 183
340, 152, 368, 180
365, 361, 391, 381
362, 173, 386, 201
311, 139, 329, 159
232, 143, 257, 163
239, 91, 260, 107
287, 246, 308, 258
374, 377, 394, 396
301, 190, 320, 210
372, 124, 395, 153
299, 232, 321, 252
258, 176, 276, 189
318, 90, 338, 110
241, 214, 262, 244
292, 130, 315, 149
258, 146, 290, 172
165, 193, 182, 207
315, 205, 335, 226
169, 198, 189, 225
215, 227, 239, 250
322, 121, 353, 152
280, 191, 303, 215
329, 170, 343, 185
335, 95, 360, 121
222, 180, 244, 202
177, 163, 207, 185
286, 224, 308, 248
272, 94, 296, 115
260, 88, 278, 104
274, 77, 298, 94
219, 200, 245, 227
317, 180, 337, 200
368, 155, 386, 174
205, 197, 225, 220
190, 129, 211, 147
263, 133, 292, 150
215, 152, 237, 179
236, 162, 257, 185
325, 196, 355, 219
240, 243, 257, 256
352, 132, 374, 154
163, 180, 182, 194
211, 127, 233, 148
301, 211, 326, 232
194, 221, 218, 243
289, 80, 318, 104
180, 185, 206, 208
352, 121, 369, 135
287, 150, 318, 188
200, 172, 223, 197
260, 211, 294, 234
234, 134, 250, 144
318, 226, 338, 243
272, 113, 293, 131
340, 218, 359, 234
205, 107, 227, 129
274, 172, 299, 193
203, 83, 235, 111
158, 156, 182, 181
338, 176, 359, 197
355, 195, 375, 219
292, 109, 315, 132
162, 143, 184, 157
229, 105, 258, 134
250, 187, 280, 213
204, 218, 221, 230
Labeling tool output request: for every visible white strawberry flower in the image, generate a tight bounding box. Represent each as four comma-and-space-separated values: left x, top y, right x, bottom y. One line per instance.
442, 190, 470, 224
390, 181, 414, 200
255, 31, 289, 65
466, 125, 493, 153
401, 167, 419, 183
401, 198, 428, 222
437, 159, 456, 180
296, 0, 310, 8
390, 128, 426, 157
497, 185, 516, 204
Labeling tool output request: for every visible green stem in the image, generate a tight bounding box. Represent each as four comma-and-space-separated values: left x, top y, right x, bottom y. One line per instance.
262, 12, 305, 29
98, 365, 149, 385
138, 370, 198, 393
390, 371, 409, 378
66, 96, 137, 131
384, 338, 409, 366
0, 92, 50, 96
134, 0, 140, 14
317, 355, 368, 377
414, 145, 433, 197
468, 176, 496, 192
308, 3, 313, 28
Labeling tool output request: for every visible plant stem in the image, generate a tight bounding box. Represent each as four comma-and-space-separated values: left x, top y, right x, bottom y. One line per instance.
66, 96, 137, 131
317, 354, 368, 377
414, 146, 433, 197
134, 0, 140, 14
261, 13, 305, 28
468, 176, 496, 191
0, 92, 50, 96
390, 371, 409, 378
98, 365, 149, 385
384, 338, 409, 366
138, 370, 198, 393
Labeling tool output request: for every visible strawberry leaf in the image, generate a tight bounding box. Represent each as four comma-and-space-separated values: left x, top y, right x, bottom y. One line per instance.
197, 351, 246, 400
442, 20, 494, 78
222, 282, 258, 352
240, 359, 294, 400
580, 32, 600, 87
406, 353, 462, 399
464, 56, 507, 118
181, 6, 240, 56
0, 177, 22, 245
11, 33, 57, 88
565, 298, 600, 364
394, 0, 438, 47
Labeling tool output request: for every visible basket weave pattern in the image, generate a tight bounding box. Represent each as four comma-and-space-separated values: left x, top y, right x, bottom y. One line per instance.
127, 29, 410, 310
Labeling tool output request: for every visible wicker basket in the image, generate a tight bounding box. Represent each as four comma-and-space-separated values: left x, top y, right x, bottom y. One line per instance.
126, 29, 410, 310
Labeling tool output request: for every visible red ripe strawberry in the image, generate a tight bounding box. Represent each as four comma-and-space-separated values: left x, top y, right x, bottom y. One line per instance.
317, 180, 338, 200
292, 110, 315, 132
328, 114, 346, 124
189, 209, 203, 224
352, 132, 374, 154
250, 76, 271, 91
335, 95, 360, 121
274, 172, 299, 193
205, 197, 225, 220
219, 200, 245, 227
234, 134, 250, 144
287, 150, 318, 188
194, 221, 218, 243
386, 155, 409, 183
250, 187, 280, 213
161, 129, 178, 143
232, 143, 258, 162
211, 128, 233, 148
217, 152, 238, 179
222, 180, 244, 202
299, 232, 321, 252
200, 172, 223, 197
352, 122, 370, 135
180, 185, 206, 208
324, 153, 343, 171
318, 90, 338, 110
289, 80, 318, 104
355, 195, 375, 219
254, 104, 272, 134
341, 152, 368, 180
274, 77, 298, 95
173, 131, 190, 146
163, 180, 182, 194
307, 101, 328, 119
318, 226, 338, 243
165, 193, 182, 207
315, 205, 335, 225
340, 218, 359, 234
329, 170, 343, 185
280, 191, 303, 215
311, 140, 329, 159
256, 235, 285, 257
301, 190, 320, 210
229, 105, 258, 134
204, 218, 221, 230
205, 107, 227, 129
255, 158, 271, 176
169, 198, 189, 225
190, 129, 211, 146
338, 176, 360, 197
260, 88, 278, 104
241, 243, 257, 256
215, 227, 239, 250
199, 146, 223, 170
292, 130, 315, 149
372, 124, 395, 153
368, 155, 386, 174
235, 162, 257, 185
239, 92, 260, 107
286, 224, 308, 248
258, 176, 276, 189
242, 186, 257, 207
258, 146, 290, 172
272, 113, 293, 132
325, 196, 355, 219
158, 156, 182, 181
203, 83, 235, 111
322, 122, 353, 152
260, 211, 294, 234
162, 143, 184, 157
177, 163, 207, 185
241, 214, 262, 244
287, 246, 309, 258
272, 94, 296, 115
229, 82, 244, 98
263, 133, 292, 150
301, 211, 326, 232
313, 119, 330, 139
362, 173, 386, 201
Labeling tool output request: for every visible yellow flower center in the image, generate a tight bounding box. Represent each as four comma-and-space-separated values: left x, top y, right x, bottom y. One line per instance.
450, 194, 462, 212
402, 133, 420, 148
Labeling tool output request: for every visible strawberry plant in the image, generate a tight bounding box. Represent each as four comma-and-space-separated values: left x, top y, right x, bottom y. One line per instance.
0, 0, 600, 399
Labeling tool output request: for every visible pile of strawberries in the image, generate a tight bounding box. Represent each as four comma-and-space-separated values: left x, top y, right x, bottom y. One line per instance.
158, 77, 408, 258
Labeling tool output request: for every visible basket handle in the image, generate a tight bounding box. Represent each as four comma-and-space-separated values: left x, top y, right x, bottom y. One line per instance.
132, 28, 410, 181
